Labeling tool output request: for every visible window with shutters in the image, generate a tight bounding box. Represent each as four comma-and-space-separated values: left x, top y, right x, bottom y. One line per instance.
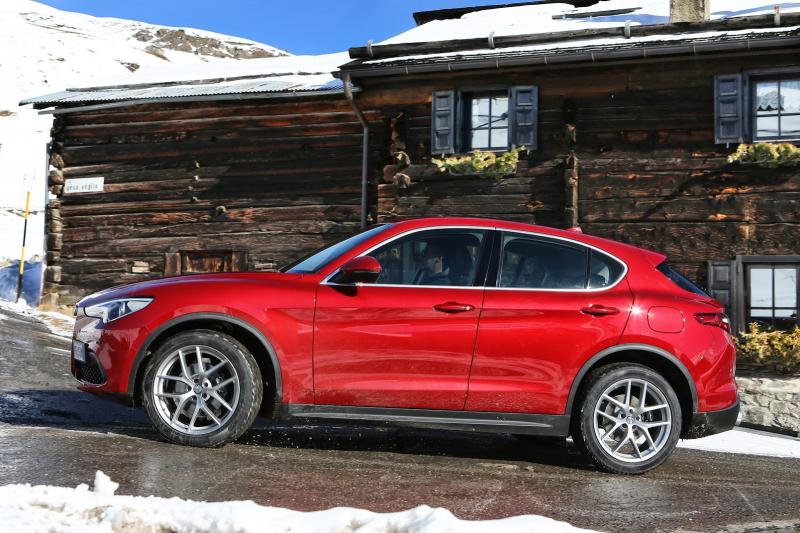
707, 256, 800, 334
466, 92, 509, 150
714, 70, 800, 144
431, 85, 538, 155
753, 78, 800, 141
746, 263, 799, 331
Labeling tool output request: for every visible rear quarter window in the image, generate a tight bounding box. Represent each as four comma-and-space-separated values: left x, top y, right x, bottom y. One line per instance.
657, 262, 710, 297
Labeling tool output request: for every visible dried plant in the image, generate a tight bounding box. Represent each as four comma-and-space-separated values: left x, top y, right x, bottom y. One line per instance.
727, 143, 800, 168
736, 322, 800, 373
432, 147, 524, 180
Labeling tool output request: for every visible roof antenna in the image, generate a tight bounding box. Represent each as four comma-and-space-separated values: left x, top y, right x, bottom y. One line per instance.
366, 39, 374, 58
774, 5, 781, 27
488, 31, 496, 49
624, 20, 631, 38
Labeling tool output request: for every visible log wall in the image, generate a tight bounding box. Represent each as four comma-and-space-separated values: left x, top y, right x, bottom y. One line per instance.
42, 49, 800, 305
370, 50, 800, 288
45, 96, 386, 305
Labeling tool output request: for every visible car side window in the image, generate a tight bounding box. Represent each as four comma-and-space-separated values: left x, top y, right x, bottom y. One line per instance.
498, 235, 588, 289
588, 250, 626, 289
368, 229, 486, 287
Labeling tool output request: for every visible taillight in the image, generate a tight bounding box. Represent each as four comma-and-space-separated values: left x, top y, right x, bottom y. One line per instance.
695, 313, 730, 332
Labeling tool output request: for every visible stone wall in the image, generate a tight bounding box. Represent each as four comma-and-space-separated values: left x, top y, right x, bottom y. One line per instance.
737, 376, 800, 436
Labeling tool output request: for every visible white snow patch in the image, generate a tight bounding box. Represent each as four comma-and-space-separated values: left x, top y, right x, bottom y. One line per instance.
679, 427, 800, 459
86, 51, 350, 88
0, 298, 75, 337
92, 471, 119, 496
0, 471, 597, 533
367, 24, 800, 65
382, 0, 800, 44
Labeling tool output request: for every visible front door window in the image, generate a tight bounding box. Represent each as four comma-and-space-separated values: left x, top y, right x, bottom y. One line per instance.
368, 229, 487, 287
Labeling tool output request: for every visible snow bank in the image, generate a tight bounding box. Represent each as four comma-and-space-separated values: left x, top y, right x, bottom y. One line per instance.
0, 297, 74, 337
678, 427, 800, 459
0, 471, 597, 533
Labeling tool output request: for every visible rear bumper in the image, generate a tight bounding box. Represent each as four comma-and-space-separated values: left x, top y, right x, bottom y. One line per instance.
684, 398, 739, 439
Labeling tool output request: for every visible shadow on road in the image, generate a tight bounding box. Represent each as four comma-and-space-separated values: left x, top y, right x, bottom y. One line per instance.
0, 387, 590, 470
241, 422, 592, 470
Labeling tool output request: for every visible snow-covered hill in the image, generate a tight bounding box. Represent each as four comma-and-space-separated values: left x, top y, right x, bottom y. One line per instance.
0, 0, 288, 267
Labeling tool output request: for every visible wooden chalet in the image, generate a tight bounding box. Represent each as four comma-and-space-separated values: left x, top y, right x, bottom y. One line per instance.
22, 0, 800, 334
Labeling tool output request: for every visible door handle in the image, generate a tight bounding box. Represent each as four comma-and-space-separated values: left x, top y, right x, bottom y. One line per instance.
434, 302, 475, 313
581, 304, 619, 316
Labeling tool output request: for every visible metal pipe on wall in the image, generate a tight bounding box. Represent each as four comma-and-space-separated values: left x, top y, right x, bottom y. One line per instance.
342, 73, 369, 229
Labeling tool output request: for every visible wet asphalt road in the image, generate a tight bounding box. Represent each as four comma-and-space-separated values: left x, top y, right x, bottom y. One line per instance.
1, 306, 799, 532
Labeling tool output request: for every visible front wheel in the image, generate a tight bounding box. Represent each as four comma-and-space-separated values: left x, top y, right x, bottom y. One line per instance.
142, 329, 263, 447
572, 363, 682, 474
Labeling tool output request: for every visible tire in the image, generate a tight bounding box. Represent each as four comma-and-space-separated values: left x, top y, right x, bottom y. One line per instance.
571, 363, 682, 474
142, 329, 263, 447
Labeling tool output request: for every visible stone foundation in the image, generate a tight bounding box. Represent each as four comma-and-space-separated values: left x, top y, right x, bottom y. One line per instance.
736, 376, 800, 436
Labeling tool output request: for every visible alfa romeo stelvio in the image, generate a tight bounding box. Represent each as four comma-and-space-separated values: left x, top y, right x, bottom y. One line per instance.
71, 217, 738, 474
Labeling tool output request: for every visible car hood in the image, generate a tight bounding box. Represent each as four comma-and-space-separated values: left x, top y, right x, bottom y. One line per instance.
76, 272, 303, 308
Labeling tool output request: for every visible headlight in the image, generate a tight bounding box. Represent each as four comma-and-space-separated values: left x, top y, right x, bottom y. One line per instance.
84, 298, 153, 323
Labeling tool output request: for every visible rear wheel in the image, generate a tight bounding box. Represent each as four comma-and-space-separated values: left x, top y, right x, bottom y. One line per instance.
572, 363, 681, 474
142, 329, 262, 447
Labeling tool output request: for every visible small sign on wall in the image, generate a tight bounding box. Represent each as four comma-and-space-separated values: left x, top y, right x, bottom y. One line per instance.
64, 177, 104, 194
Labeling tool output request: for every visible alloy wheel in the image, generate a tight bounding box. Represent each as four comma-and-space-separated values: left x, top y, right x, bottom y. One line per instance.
592, 378, 672, 463
151, 344, 241, 436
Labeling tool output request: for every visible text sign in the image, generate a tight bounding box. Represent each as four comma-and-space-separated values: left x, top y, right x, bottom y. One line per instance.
64, 177, 104, 194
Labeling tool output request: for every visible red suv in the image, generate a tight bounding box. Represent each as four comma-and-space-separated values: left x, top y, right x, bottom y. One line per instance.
71, 217, 738, 474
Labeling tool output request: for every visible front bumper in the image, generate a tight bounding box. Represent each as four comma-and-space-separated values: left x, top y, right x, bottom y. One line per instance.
684, 398, 740, 439
71, 310, 149, 395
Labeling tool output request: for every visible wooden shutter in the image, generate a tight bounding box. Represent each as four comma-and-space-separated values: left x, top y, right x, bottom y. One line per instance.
714, 74, 745, 144
707, 260, 738, 332
431, 91, 456, 155
510, 85, 539, 150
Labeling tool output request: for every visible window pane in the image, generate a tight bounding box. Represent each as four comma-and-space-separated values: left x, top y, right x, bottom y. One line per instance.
499, 236, 588, 289
775, 268, 797, 307
491, 97, 509, 127
369, 230, 485, 287
750, 308, 772, 317
588, 250, 625, 288
471, 129, 489, 149
756, 81, 780, 113
781, 80, 800, 113
471, 98, 491, 129
782, 115, 800, 137
775, 309, 798, 317
756, 115, 779, 138
749, 267, 773, 307
490, 128, 508, 149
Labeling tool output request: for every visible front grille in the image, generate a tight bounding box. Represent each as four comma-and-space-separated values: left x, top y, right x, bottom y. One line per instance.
76, 351, 106, 385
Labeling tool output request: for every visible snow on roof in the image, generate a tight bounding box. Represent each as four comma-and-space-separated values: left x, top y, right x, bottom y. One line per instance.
342, 0, 800, 75
381, 0, 800, 44
21, 53, 352, 106
358, 24, 800, 68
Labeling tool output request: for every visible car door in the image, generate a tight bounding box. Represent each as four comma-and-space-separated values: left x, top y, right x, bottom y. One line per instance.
466, 231, 633, 414
313, 228, 490, 410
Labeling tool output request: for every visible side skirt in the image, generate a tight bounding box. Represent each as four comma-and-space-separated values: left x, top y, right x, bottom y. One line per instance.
278, 404, 571, 437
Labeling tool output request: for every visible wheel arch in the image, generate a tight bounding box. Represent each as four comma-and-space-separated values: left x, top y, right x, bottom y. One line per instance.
129, 313, 282, 412
566, 343, 698, 435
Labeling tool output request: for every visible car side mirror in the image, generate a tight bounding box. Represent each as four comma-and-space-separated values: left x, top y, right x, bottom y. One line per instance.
339, 256, 382, 284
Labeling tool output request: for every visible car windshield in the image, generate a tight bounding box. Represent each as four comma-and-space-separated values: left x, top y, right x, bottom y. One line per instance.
281, 224, 391, 274
657, 261, 709, 297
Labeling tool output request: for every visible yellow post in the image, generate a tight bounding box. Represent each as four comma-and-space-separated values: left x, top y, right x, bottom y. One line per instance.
15, 191, 31, 302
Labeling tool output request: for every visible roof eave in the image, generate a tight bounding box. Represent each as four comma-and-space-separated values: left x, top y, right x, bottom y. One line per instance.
340, 32, 800, 79
21, 87, 354, 114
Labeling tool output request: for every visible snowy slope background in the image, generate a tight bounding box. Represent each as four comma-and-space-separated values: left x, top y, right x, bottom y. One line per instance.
0, 0, 289, 302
